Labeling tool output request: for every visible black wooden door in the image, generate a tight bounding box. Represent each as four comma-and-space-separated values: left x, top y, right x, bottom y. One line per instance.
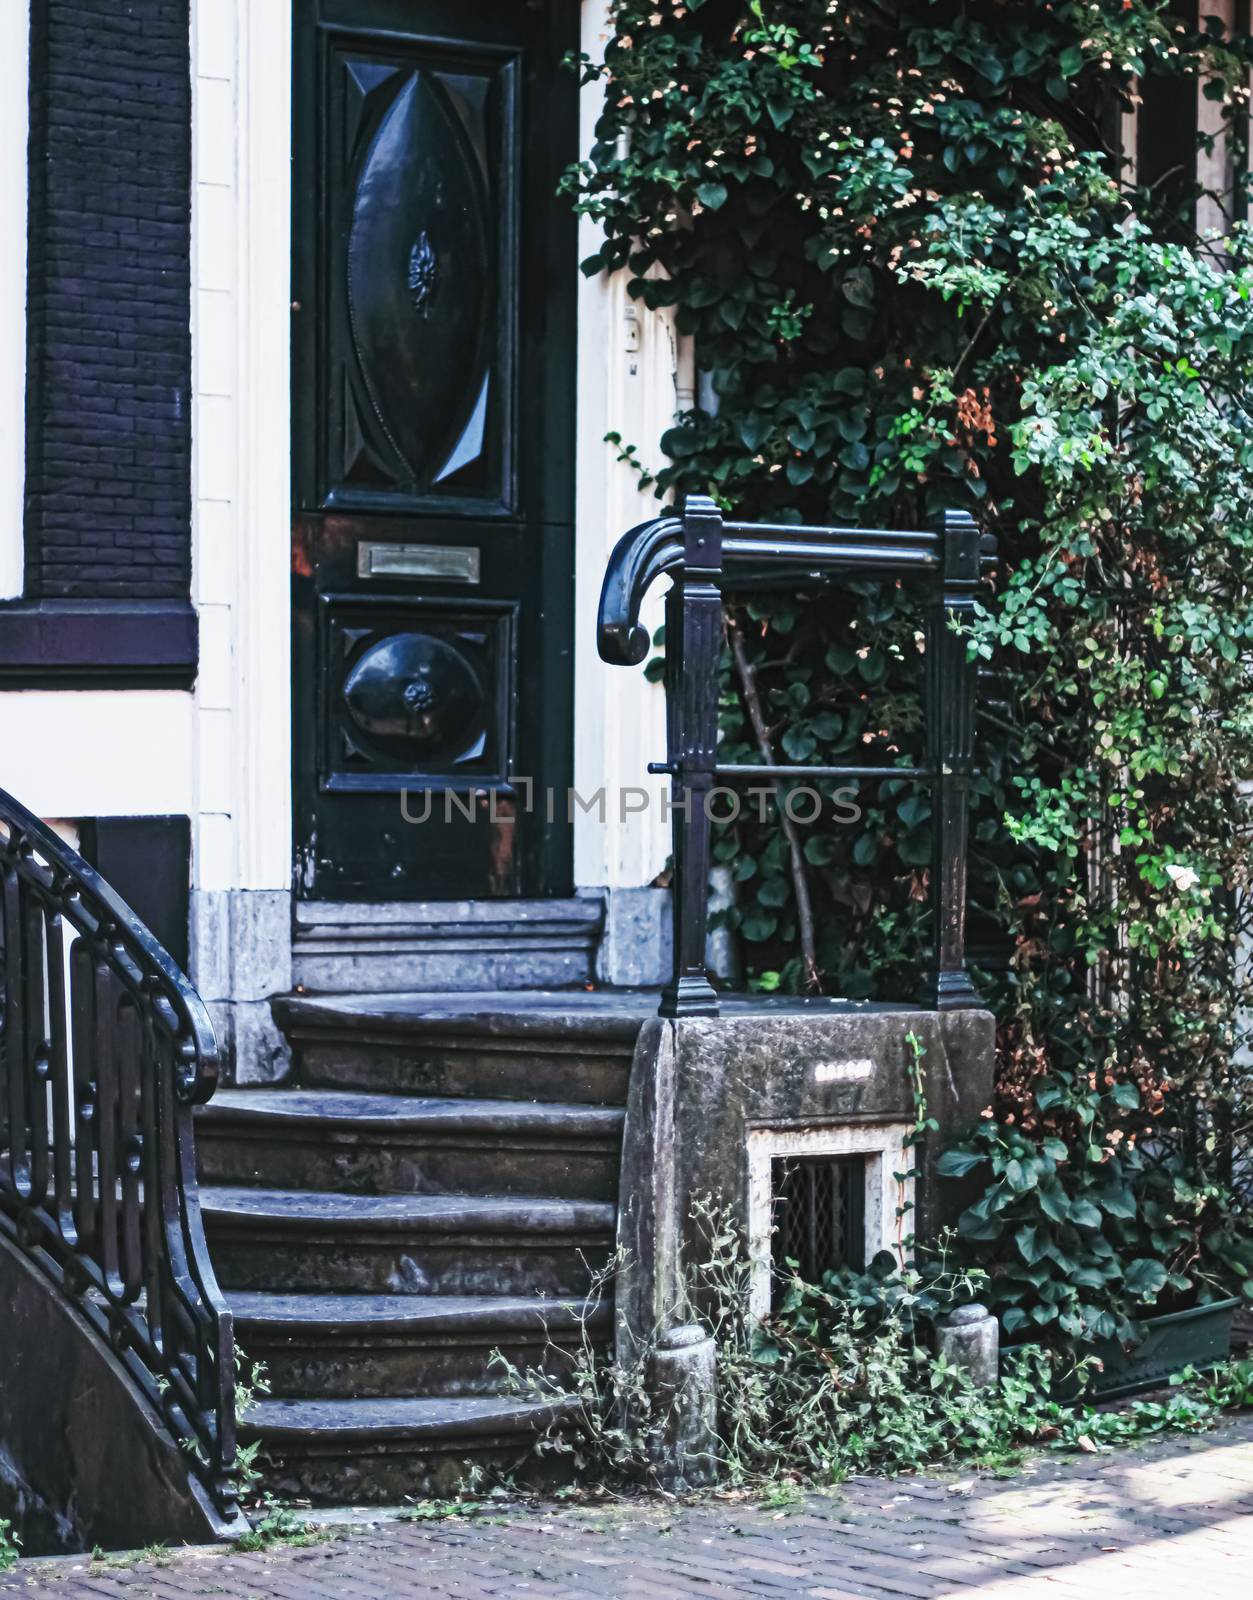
292, 0, 577, 902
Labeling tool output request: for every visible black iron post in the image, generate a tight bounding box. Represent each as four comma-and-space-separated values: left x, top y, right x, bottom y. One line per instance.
922, 509, 982, 1010
660, 494, 723, 1019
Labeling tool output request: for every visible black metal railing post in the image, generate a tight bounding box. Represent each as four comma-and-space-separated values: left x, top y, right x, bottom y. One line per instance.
660, 494, 723, 1018
597, 498, 992, 1019
923, 509, 982, 1010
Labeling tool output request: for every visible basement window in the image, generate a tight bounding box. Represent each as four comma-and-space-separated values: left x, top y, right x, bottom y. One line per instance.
770, 1153, 867, 1284
746, 1122, 913, 1320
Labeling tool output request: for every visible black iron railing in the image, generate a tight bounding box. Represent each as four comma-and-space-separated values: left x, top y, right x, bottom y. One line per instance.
0, 787, 236, 1514
597, 494, 993, 1019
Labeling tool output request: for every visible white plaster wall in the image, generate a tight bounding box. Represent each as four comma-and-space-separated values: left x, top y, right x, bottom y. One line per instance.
0, 0, 29, 600
573, 0, 676, 892
190, 0, 292, 899
0, 692, 194, 815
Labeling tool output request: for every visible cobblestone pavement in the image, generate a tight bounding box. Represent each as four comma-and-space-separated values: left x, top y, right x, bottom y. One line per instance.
4, 1416, 1253, 1599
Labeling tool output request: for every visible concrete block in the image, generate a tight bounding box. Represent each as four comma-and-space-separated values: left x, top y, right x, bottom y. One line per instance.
645, 1323, 719, 1491
597, 872, 739, 989
935, 1303, 999, 1389
615, 1004, 997, 1362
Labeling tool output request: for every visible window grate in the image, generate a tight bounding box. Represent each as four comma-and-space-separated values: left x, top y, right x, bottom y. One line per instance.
770, 1153, 866, 1285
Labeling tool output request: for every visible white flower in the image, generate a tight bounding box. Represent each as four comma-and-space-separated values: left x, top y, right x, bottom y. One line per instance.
1164, 863, 1201, 892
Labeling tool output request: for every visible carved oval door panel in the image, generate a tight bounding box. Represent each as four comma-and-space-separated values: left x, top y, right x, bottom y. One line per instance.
346, 69, 494, 493
314, 32, 517, 513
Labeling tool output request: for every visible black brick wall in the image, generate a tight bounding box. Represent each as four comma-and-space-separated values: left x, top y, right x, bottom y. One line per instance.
24, 0, 192, 600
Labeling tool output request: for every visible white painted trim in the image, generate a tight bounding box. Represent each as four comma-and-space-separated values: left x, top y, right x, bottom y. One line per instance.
233, 0, 292, 892
572, 0, 674, 892
190, 0, 292, 897
0, 1, 29, 599
0, 692, 195, 815
746, 1121, 915, 1320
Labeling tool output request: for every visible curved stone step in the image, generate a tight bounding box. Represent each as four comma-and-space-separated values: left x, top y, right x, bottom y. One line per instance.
203, 1186, 616, 1297
273, 990, 648, 1105
197, 1089, 624, 1200
230, 1289, 610, 1398
240, 1394, 575, 1504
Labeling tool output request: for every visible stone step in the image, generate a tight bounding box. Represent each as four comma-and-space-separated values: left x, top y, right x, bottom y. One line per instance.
272, 990, 650, 1106
203, 1186, 616, 1298
230, 1289, 609, 1399
197, 1089, 624, 1200
291, 898, 605, 994
240, 1394, 574, 1504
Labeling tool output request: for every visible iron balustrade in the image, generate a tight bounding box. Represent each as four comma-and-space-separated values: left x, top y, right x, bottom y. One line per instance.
0, 787, 237, 1516
597, 494, 993, 1019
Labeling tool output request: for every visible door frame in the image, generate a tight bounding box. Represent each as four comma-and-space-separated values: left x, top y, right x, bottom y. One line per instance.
186, 0, 676, 995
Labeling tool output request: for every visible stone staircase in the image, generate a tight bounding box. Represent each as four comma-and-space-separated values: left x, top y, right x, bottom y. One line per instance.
196, 992, 649, 1504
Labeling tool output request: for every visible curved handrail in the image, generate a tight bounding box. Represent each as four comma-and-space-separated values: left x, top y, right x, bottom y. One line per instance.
0, 786, 237, 1514
597, 513, 685, 665
596, 511, 947, 665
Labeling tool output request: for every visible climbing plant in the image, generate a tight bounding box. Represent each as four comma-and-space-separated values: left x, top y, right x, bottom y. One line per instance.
574, 0, 1253, 1338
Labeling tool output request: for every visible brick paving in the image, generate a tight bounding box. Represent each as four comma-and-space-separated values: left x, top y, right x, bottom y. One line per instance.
4, 1415, 1253, 1599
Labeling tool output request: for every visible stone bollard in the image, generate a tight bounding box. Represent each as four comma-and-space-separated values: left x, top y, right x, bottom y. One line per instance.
645, 1322, 720, 1491
935, 1302, 999, 1388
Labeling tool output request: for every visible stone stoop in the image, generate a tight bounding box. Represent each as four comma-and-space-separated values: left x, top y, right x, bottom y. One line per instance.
196, 991, 649, 1504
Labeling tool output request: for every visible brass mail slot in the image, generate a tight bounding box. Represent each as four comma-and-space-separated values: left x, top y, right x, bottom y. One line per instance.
357, 542, 481, 584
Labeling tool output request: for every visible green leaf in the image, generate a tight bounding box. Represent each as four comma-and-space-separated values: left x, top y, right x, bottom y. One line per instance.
1124, 1258, 1169, 1300
842, 267, 875, 309
1005, 1158, 1036, 1193
756, 876, 790, 908
1037, 1185, 1069, 1225
782, 725, 817, 761
696, 181, 728, 211
1059, 44, 1086, 78
1096, 1186, 1138, 1219
1068, 1199, 1102, 1229
896, 827, 931, 866
935, 1148, 985, 1178
852, 832, 877, 867
1015, 1224, 1046, 1264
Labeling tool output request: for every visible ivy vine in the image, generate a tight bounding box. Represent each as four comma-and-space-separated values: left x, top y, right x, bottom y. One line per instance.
575, 0, 1253, 1341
